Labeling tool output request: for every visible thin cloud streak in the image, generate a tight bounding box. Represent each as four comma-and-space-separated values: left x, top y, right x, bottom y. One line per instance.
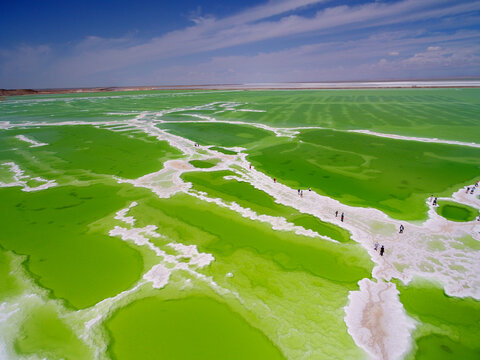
55, 0, 479, 77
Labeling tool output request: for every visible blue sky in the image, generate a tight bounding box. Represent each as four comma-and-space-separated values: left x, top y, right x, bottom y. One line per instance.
1, 0, 480, 88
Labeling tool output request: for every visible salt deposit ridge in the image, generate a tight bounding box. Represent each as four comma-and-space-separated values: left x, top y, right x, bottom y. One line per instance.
0, 161, 57, 192
1, 99, 479, 360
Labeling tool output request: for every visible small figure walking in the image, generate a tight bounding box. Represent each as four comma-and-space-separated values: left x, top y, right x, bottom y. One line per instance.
249, 164, 251, 169
374, 242, 379, 251
380, 245, 385, 256
300, 190, 303, 198
308, 187, 311, 191
298, 189, 301, 195
274, 178, 276, 183
341, 212, 344, 222
433, 197, 437, 206
466, 187, 470, 193
471, 188, 475, 194
399, 224, 404, 234
476, 180, 479, 187
335, 211, 338, 217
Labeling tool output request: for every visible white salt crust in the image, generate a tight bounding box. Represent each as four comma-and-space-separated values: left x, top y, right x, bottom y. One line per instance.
15, 134, 48, 147
143, 264, 171, 289
344, 279, 416, 360
61, 203, 231, 358
114, 106, 479, 360
0, 161, 57, 191
348, 130, 480, 149
2, 100, 480, 360
97, 106, 479, 359
110, 202, 216, 289
114, 201, 137, 225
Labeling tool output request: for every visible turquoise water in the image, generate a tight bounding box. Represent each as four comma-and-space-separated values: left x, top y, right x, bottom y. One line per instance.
0, 89, 479, 359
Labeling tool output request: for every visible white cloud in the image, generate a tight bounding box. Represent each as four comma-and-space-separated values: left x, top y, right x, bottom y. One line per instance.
2, 0, 480, 87
50, 0, 480, 78
132, 30, 480, 85
378, 58, 388, 65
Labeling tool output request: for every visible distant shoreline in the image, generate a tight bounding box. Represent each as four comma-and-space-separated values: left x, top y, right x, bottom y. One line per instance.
2, 80, 480, 96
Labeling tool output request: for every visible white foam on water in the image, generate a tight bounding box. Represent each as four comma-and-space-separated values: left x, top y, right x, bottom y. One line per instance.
344, 279, 416, 360
15, 134, 48, 147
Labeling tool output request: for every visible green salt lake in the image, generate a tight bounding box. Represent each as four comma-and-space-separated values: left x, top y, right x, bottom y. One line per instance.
436, 201, 478, 222
0, 88, 479, 359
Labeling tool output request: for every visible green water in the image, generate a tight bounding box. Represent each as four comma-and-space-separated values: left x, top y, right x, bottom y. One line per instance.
451, 235, 480, 251
412, 335, 480, 360
106, 296, 285, 360
397, 279, 480, 359
0, 247, 23, 300
159, 122, 273, 147
213, 89, 480, 143
209, 146, 237, 154
437, 201, 478, 222
189, 159, 220, 168
15, 303, 92, 359
0, 126, 181, 180
248, 129, 480, 220
1, 88, 479, 360
9, 88, 479, 142
130, 193, 372, 283
182, 170, 352, 242
123, 192, 370, 358
0, 184, 145, 309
